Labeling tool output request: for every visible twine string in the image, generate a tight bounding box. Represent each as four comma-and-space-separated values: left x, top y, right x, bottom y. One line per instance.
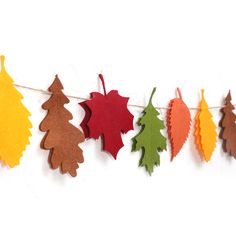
14, 83, 229, 111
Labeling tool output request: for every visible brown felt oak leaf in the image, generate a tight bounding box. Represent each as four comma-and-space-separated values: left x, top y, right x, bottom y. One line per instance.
219, 90, 236, 158
167, 88, 191, 160
80, 74, 134, 159
39, 75, 85, 177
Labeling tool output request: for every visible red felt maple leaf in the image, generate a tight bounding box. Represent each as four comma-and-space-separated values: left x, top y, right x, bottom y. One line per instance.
80, 74, 134, 159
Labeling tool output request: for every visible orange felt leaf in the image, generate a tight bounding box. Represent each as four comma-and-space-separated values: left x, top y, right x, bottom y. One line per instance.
167, 88, 191, 160
194, 90, 217, 162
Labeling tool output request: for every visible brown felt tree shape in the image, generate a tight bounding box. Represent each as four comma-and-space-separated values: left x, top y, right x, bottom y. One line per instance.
39, 75, 85, 177
219, 90, 236, 158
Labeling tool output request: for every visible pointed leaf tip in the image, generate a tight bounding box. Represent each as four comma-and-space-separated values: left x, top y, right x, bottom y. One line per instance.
201, 89, 205, 98
48, 75, 64, 92
226, 90, 232, 102
0, 55, 5, 69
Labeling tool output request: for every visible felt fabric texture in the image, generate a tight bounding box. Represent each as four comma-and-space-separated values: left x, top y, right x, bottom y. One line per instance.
195, 90, 217, 162
167, 88, 191, 160
80, 74, 134, 159
132, 87, 167, 175
219, 91, 236, 158
40, 75, 85, 177
0, 55, 32, 167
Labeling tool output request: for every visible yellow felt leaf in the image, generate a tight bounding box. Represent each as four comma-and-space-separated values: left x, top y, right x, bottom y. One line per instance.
0, 56, 32, 167
194, 90, 217, 162
194, 112, 203, 156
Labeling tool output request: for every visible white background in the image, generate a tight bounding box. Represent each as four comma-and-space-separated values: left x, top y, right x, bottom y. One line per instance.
0, 0, 236, 235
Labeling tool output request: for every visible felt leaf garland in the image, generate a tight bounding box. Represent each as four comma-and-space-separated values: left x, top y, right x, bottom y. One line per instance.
0, 55, 32, 167
194, 90, 217, 162
219, 91, 236, 158
132, 87, 166, 175
80, 74, 134, 159
39, 75, 85, 177
167, 88, 191, 160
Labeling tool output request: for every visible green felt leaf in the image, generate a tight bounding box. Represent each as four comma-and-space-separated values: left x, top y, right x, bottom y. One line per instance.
132, 87, 167, 175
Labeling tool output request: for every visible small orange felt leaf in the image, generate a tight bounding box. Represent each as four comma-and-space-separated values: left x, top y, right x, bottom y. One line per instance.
167, 88, 191, 160
194, 90, 217, 162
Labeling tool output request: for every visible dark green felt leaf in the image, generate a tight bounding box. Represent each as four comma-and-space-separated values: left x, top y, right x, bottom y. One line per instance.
132, 87, 167, 175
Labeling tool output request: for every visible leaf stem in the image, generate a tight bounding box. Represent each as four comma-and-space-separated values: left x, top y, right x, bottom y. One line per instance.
149, 87, 156, 104
98, 74, 107, 96
176, 87, 182, 100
